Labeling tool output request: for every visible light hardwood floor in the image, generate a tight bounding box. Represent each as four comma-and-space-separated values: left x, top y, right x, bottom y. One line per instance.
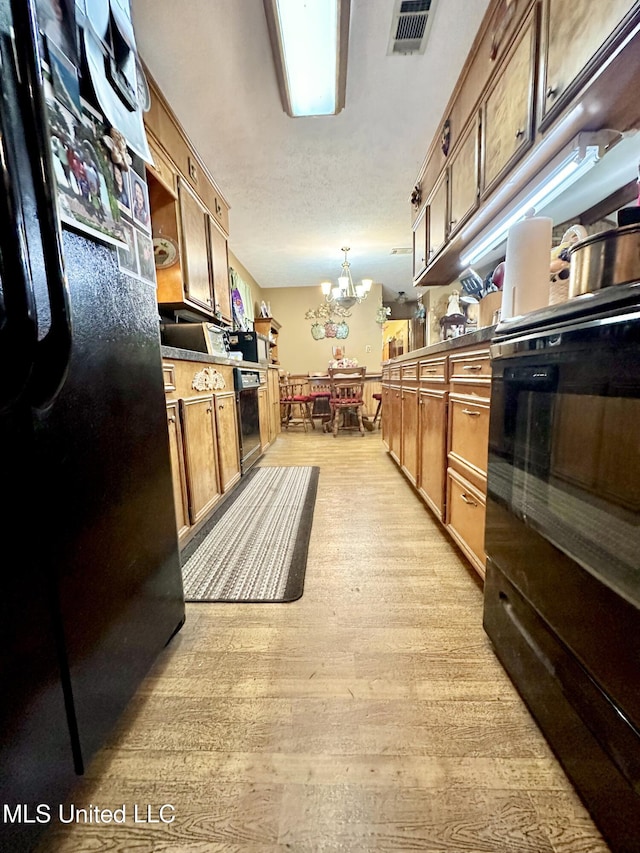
38, 430, 610, 852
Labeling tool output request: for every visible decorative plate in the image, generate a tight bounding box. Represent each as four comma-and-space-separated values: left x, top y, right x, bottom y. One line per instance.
336, 322, 349, 339
153, 235, 179, 268
136, 59, 152, 112
310, 323, 325, 340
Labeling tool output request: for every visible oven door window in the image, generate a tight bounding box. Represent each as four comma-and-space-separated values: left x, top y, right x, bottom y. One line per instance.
489, 318, 640, 606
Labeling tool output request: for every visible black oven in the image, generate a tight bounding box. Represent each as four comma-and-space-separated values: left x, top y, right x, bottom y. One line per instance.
234, 368, 261, 473
483, 282, 640, 852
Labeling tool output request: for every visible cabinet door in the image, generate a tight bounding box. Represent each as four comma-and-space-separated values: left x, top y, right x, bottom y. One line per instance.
258, 386, 269, 450
166, 400, 190, 542
448, 116, 479, 237
541, 0, 638, 127
208, 215, 232, 325
401, 387, 419, 487
267, 368, 280, 441
427, 172, 448, 263
482, 10, 536, 194
388, 387, 402, 465
412, 203, 428, 283
214, 391, 241, 493
180, 395, 221, 524
178, 178, 213, 311
381, 385, 391, 449
418, 389, 448, 521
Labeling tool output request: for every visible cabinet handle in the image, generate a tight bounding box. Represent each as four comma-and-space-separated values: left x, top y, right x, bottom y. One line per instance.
449, 218, 457, 227
462, 364, 483, 371
206, 406, 212, 414
461, 408, 480, 417
218, 403, 224, 410
515, 128, 524, 139
546, 84, 558, 99
424, 368, 438, 374
168, 415, 176, 423
460, 492, 478, 507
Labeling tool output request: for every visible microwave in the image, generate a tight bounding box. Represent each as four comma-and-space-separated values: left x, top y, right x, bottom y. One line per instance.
161, 322, 229, 357
227, 331, 269, 364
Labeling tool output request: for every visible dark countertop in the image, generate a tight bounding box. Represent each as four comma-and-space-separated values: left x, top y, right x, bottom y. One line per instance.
161, 345, 275, 370
383, 325, 497, 365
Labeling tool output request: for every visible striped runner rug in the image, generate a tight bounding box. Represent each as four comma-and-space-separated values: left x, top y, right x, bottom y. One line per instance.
180, 466, 319, 602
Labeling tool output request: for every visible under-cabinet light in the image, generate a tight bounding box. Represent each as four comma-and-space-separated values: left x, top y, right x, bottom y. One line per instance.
460, 131, 622, 268
263, 0, 350, 117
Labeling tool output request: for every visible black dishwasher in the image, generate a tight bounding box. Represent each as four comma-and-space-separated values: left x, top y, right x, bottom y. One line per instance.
234, 367, 262, 473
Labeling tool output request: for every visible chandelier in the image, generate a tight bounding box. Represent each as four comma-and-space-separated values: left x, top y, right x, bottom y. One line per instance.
321, 247, 372, 310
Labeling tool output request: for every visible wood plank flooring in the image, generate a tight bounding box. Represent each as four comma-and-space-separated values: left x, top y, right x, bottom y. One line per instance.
37, 431, 610, 852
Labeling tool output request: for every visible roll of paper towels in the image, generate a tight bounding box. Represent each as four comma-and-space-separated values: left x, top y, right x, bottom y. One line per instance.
501, 216, 553, 320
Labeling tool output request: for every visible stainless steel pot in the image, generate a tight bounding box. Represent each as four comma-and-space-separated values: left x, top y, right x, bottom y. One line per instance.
568, 223, 640, 297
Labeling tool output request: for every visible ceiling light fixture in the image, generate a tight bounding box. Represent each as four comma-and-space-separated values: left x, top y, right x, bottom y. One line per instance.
321, 247, 372, 310
263, 0, 350, 117
460, 131, 623, 268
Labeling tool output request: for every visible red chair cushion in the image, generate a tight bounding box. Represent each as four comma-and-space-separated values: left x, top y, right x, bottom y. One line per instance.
372, 393, 382, 400
292, 395, 311, 402
309, 391, 331, 398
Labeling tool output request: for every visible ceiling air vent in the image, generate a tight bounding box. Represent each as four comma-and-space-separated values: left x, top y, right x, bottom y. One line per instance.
387, 0, 438, 56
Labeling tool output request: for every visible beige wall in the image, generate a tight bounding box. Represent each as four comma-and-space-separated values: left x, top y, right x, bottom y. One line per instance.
228, 251, 266, 318
265, 283, 385, 375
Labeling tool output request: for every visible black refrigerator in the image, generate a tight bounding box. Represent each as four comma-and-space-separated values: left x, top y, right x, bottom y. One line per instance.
0, 1, 185, 850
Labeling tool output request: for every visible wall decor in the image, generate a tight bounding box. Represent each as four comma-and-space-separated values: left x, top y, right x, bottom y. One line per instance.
192, 367, 226, 392
441, 118, 451, 156
305, 302, 351, 340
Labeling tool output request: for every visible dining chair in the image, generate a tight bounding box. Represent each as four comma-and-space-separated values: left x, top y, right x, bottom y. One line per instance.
328, 366, 366, 437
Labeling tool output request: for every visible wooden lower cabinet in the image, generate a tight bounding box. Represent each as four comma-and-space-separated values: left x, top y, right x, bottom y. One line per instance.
166, 400, 190, 542
446, 468, 487, 578
214, 390, 241, 492
258, 385, 269, 450
162, 358, 247, 546
401, 387, 419, 486
180, 395, 222, 525
267, 367, 280, 443
385, 341, 491, 580
417, 388, 448, 521
388, 387, 402, 464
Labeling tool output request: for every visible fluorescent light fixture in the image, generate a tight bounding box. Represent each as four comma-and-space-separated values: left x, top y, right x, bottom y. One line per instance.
460, 131, 622, 268
263, 0, 350, 117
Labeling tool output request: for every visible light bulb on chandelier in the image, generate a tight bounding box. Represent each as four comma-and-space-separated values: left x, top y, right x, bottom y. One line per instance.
321, 247, 372, 310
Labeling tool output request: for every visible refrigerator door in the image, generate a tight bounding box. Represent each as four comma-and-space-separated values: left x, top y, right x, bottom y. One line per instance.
0, 1, 185, 849
0, 5, 81, 851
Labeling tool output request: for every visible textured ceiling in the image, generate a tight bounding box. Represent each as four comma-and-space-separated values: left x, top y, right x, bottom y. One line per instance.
131, 0, 491, 299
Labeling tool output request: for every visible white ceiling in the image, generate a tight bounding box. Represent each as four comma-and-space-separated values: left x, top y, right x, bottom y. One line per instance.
131, 0, 491, 300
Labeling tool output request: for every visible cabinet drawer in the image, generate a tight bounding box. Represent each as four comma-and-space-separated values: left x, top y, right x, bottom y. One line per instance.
449, 349, 491, 384
147, 135, 177, 192
449, 393, 490, 484
446, 469, 486, 578
389, 365, 402, 384
402, 361, 419, 385
162, 362, 176, 392
420, 356, 447, 383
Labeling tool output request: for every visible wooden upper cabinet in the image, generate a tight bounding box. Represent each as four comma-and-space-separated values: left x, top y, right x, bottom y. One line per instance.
427, 171, 448, 263
540, 0, 639, 128
178, 178, 213, 311
208, 216, 231, 324
482, 7, 537, 196
412, 203, 428, 283
448, 114, 480, 238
